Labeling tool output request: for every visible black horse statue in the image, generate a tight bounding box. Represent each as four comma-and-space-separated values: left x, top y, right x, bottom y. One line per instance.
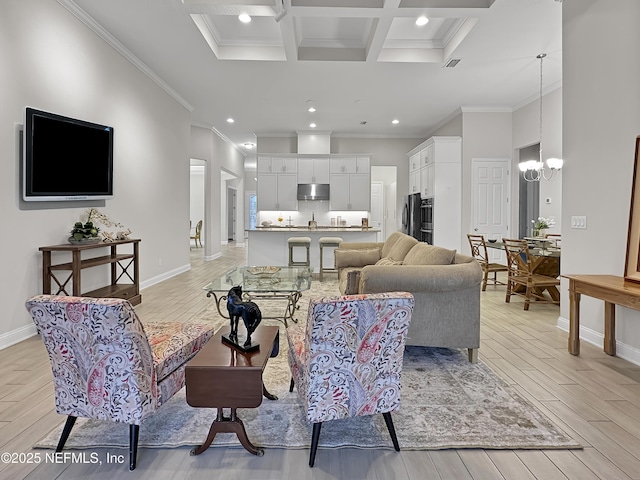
226, 286, 262, 347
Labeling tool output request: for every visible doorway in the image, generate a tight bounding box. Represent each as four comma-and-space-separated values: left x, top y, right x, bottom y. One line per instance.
227, 187, 237, 242
517, 144, 540, 238
189, 160, 206, 251
371, 166, 397, 242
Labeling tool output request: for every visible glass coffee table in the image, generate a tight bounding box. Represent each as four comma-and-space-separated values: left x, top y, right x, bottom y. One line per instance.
203, 266, 313, 327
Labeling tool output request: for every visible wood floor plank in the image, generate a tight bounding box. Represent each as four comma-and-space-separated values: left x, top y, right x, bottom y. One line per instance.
543, 450, 602, 480
458, 450, 506, 480
485, 450, 536, 480
430, 450, 473, 480
514, 450, 573, 480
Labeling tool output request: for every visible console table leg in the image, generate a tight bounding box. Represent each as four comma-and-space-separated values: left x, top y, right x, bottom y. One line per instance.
568, 288, 581, 355
604, 301, 616, 356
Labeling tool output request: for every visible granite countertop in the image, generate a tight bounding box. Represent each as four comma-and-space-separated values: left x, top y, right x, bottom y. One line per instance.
249, 226, 380, 232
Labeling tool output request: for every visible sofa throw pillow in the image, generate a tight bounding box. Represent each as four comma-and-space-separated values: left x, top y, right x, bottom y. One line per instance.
375, 257, 403, 266
334, 248, 381, 268
403, 243, 457, 265
382, 233, 419, 261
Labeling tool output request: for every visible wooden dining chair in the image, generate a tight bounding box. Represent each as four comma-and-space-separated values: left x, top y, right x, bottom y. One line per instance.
191, 219, 203, 248
502, 238, 560, 310
545, 233, 561, 248
467, 234, 508, 291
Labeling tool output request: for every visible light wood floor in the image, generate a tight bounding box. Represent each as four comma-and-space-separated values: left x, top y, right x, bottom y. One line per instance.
3, 244, 640, 479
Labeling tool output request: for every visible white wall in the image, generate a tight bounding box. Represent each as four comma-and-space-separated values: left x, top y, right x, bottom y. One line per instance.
0, 0, 192, 347
561, 0, 640, 362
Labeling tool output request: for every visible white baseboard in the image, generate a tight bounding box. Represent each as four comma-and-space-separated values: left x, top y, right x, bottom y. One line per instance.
140, 264, 191, 290
0, 323, 38, 350
205, 252, 222, 261
557, 316, 640, 367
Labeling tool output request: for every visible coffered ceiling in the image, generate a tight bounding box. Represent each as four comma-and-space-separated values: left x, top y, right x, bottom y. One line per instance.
66, 0, 562, 156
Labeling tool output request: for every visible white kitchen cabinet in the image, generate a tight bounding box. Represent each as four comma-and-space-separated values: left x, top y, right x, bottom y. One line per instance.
257, 156, 272, 173
258, 156, 297, 173
257, 173, 298, 211
406, 136, 461, 250
409, 153, 420, 172
329, 173, 370, 211
421, 161, 434, 197
349, 174, 370, 210
297, 158, 330, 184
409, 169, 420, 194
330, 157, 357, 174
355, 157, 370, 174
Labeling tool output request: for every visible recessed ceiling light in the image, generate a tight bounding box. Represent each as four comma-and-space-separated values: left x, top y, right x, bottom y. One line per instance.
309, 123, 317, 128
308, 107, 316, 113
392, 119, 399, 124
416, 16, 429, 26
238, 13, 251, 23
226, 118, 234, 123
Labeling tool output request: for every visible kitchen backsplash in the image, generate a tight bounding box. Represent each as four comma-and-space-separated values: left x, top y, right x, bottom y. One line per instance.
258, 201, 368, 227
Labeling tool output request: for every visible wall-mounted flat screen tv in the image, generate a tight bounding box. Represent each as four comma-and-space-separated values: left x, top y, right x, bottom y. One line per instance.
23, 107, 114, 201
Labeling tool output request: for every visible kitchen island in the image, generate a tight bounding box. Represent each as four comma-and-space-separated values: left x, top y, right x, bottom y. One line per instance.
247, 226, 381, 271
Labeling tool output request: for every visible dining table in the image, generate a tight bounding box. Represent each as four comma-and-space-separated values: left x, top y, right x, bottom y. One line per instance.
485, 238, 561, 300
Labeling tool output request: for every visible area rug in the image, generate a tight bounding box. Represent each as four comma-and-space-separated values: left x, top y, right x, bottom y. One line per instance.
35, 280, 581, 451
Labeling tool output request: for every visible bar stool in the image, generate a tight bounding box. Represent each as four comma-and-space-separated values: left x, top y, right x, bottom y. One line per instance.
318, 236, 343, 281
288, 237, 311, 267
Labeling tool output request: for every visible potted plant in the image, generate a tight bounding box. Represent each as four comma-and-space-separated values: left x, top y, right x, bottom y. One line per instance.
69, 220, 101, 244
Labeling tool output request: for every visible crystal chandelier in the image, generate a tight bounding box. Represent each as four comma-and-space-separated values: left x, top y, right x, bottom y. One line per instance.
519, 53, 563, 181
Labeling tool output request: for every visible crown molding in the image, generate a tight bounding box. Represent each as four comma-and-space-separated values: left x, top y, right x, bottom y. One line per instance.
58, 0, 193, 112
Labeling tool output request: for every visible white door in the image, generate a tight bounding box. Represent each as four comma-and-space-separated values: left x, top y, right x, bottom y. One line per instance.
370, 181, 384, 241
471, 158, 510, 262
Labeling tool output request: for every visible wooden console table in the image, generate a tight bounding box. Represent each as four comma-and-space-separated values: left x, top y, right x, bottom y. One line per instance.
564, 274, 640, 356
185, 325, 279, 456
40, 239, 141, 305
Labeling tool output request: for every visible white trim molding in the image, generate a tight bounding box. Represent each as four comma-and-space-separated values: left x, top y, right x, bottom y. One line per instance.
557, 316, 640, 367
0, 323, 38, 350
141, 264, 191, 290
58, 0, 193, 112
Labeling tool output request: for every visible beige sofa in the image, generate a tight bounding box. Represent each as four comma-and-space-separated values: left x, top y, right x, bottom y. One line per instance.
334, 231, 483, 362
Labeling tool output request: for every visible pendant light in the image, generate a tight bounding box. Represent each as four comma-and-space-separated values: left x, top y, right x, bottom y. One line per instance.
519, 53, 563, 181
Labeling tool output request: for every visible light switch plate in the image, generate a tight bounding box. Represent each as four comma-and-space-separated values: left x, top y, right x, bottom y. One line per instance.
571, 216, 587, 229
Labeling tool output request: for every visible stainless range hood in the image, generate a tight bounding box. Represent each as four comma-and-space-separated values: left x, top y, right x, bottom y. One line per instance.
297, 183, 329, 201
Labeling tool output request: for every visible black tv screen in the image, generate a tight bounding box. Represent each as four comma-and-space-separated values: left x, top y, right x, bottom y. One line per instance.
23, 107, 114, 201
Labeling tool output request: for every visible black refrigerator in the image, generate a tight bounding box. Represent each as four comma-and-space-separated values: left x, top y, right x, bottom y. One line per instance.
402, 193, 421, 240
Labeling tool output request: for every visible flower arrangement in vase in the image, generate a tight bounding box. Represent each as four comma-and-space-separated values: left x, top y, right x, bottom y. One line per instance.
531, 216, 555, 237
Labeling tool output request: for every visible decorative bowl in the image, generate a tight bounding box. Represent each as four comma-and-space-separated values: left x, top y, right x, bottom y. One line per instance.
487, 239, 497, 243
246, 266, 281, 277
261, 221, 273, 227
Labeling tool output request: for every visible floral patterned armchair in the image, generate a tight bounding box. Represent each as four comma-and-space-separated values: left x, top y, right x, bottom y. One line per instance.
25, 295, 214, 470
287, 292, 414, 467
